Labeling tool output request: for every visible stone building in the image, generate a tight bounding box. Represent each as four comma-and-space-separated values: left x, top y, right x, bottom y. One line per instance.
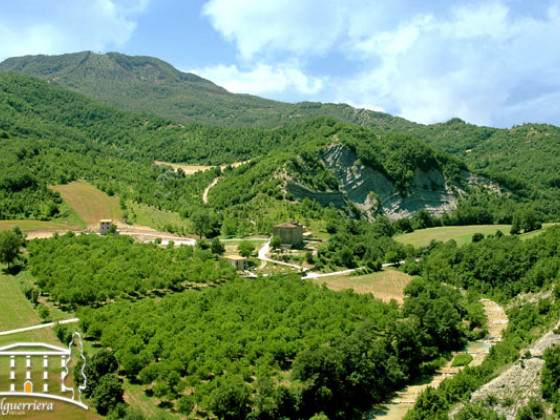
273, 222, 304, 246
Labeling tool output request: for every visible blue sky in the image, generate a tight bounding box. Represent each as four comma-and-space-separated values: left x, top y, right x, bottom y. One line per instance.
1, 0, 560, 128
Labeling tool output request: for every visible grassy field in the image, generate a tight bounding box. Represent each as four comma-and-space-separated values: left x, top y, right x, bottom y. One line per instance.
127, 202, 191, 232
394, 225, 511, 248
51, 182, 122, 227
155, 160, 214, 175
309, 269, 413, 304
395, 223, 558, 248
519, 223, 557, 240
0, 272, 43, 331
0, 219, 80, 233
0, 270, 74, 332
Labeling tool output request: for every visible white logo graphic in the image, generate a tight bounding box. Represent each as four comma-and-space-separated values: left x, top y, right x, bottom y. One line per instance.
0, 332, 88, 410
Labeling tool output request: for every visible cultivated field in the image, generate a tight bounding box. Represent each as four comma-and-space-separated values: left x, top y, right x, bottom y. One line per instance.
155, 160, 214, 175
51, 182, 122, 227
395, 223, 557, 248
0, 273, 43, 331
310, 269, 413, 304
394, 225, 511, 248
0, 219, 81, 234
155, 160, 249, 175
127, 202, 191, 232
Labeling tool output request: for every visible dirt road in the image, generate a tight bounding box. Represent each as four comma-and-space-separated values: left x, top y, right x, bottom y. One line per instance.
371, 298, 508, 419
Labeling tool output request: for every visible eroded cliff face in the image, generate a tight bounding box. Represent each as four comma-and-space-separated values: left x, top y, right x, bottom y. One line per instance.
286, 145, 468, 219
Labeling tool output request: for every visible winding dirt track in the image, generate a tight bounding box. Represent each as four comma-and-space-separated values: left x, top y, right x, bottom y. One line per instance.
202, 177, 219, 204
371, 299, 508, 419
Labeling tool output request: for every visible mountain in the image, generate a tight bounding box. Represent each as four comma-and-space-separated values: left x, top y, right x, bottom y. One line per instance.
2, 52, 560, 220
0, 51, 416, 131
1, 72, 516, 228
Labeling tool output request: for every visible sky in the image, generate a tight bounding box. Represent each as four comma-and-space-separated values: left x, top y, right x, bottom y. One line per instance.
1, 0, 560, 128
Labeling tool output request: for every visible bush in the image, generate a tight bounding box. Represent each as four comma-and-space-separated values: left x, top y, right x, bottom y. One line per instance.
451, 354, 473, 367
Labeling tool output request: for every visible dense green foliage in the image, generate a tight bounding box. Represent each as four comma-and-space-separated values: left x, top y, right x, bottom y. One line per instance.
315, 215, 408, 270
406, 296, 560, 419
542, 345, 560, 412
3, 53, 560, 221
0, 229, 22, 267
410, 119, 560, 218
27, 233, 236, 307
424, 226, 560, 300
0, 51, 416, 130
78, 276, 476, 419
405, 227, 560, 419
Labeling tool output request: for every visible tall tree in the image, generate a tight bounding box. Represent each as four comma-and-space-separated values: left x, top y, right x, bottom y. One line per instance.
0, 230, 22, 268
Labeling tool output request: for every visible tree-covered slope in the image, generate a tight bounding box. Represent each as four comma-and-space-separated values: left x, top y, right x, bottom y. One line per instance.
0, 72, 554, 231
408, 119, 560, 217
3, 52, 560, 218
0, 73, 479, 223
0, 51, 416, 130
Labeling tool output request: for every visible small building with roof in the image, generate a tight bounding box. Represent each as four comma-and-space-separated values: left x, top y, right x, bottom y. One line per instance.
224, 255, 249, 271
273, 222, 304, 246
99, 219, 113, 235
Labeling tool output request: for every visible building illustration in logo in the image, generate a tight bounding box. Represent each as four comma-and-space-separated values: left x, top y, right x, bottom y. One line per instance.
0, 332, 88, 410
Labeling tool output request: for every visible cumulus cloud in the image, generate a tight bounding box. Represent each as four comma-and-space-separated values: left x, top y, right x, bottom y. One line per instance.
192, 62, 325, 98
202, 0, 560, 127
0, 0, 148, 62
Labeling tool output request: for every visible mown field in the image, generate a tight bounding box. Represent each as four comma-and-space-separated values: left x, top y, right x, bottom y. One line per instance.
395, 223, 558, 248
309, 269, 413, 304
51, 182, 122, 227
126, 201, 191, 232
0, 272, 43, 332
394, 225, 511, 248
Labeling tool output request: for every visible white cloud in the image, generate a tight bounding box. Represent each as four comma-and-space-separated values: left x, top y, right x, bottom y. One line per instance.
202, 0, 347, 60
193, 62, 325, 97
202, 0, 560, 127
0, 0, 148, 62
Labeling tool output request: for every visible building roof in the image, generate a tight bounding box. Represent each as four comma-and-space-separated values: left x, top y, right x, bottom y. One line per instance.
274, 222, 301, 229
224, 255, 248, 261
100, 219, 113, 223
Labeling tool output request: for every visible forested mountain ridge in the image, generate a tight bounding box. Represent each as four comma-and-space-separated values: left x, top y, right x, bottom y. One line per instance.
2, 52, 560, 219
206, 119, 516, 222
0, 51, 415, 130
1, 72, 516, 227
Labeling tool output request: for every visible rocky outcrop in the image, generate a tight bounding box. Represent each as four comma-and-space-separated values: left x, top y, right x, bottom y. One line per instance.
287, 144, 461, 219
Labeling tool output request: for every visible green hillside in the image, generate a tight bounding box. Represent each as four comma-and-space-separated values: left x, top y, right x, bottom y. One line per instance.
2, 52, 560, 220
0, 71, 555, 239
0, 51, 415, 130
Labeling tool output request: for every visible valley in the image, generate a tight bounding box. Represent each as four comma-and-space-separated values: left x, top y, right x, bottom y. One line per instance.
0, 51, 559, 420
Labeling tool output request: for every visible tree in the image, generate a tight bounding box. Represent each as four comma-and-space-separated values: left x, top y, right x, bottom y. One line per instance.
211, 238, 225, 258
37, 304, 51, 322
238, 241, 255, 258
542, 345, 560, 406
92, 374, 124, 415
83, 349, 119, 398
191, 208, 212, 238
205, 375, 251, 420
0, 230, 22, 268
271, 236, 282, 251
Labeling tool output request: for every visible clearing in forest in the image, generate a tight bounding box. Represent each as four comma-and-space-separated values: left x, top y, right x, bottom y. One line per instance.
394, 225, 511, 248
51, 182, 122, 227
310, 269, 413, 304
395, 223, 557, 248
155, 160, 249, 175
